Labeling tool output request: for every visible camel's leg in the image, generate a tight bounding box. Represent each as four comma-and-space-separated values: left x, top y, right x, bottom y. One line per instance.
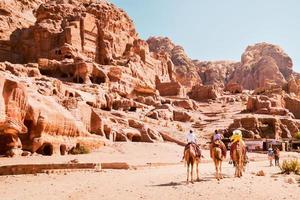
187, 163, 189, 183
220, 161, 223, 179
238, 159, 242, 177
235, 166, 238, 177
191, 162, 194, 183
196, 162, 200, 181
215, 160, 219, 180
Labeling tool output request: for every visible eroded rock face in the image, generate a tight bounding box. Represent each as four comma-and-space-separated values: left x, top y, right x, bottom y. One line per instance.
246, 94, 293, 117
229, 43, 293, 90
147, 37, 201, 89
11, 0, 137, 64
0, 75, 107, 155
284, 95, 300, 119
241, 43, 293, 78
187, 84, 220, 101
225, 82, 243, 94
194, 60, 239, 87
286, 76, 300, 97
228, 116, 299, 139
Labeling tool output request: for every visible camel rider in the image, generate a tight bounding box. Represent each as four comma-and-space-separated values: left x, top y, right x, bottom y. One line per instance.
184, 130, 201, 157
210, 130, 227, 159
229, 129, 247, 163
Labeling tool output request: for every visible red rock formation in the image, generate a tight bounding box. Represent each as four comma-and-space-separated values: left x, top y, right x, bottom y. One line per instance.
173, 110, 192, 122
228, 116, 299, 139
225, 82, 243, 94
286, 76, 300, 97
147, 37, 201, 89
187, 84, 220, 101
229, 43, 293, 90
194, 60, 239, 87
284, 95, 300, 119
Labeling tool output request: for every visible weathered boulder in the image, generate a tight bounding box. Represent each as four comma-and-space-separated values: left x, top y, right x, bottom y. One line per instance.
284, 95, 300, 119
225, 82, 243, 94
173, 110, 192, 122
187, 84, 220, 101
172, 99, 197, 110
156, 81, 183, 97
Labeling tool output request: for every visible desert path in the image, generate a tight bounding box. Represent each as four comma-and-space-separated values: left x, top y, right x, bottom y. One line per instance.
1, 159, 300, 200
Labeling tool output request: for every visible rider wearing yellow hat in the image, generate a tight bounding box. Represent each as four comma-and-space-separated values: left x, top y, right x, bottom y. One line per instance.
230, 129, 247, 164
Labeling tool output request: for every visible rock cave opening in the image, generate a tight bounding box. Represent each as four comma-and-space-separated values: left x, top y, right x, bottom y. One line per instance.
64, 54, 72, 59
60, 144, 67, 155
38, 143, 53, 156
92, 76, 106, 85
40, 69, 53, 76
128, 107, 137, 112
52, 89, 57, 95
24, 119, 33, 134
132, 135, 141, 142
73, 77, 84, 84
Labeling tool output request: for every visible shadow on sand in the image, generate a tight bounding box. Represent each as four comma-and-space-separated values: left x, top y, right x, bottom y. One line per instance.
148, 173, 232, 187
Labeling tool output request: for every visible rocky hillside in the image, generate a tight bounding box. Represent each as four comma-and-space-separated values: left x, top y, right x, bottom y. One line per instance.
1, 0, 300, 157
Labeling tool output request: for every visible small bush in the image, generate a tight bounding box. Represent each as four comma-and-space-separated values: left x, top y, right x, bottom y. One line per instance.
69, 143, 90, 155
295, 132, 300, 140
280, 159, 300, 175
176, 124, 184, 132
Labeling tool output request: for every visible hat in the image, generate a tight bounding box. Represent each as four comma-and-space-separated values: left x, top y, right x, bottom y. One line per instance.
233, 129, 242, 136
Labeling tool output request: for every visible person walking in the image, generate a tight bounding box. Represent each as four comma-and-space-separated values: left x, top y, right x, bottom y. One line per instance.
274, 147, 280, 166
267, 147, 274, 167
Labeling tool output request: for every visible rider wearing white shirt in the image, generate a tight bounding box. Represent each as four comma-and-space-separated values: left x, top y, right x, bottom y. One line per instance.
187, 130, 196, 144
183, 130, 201, 158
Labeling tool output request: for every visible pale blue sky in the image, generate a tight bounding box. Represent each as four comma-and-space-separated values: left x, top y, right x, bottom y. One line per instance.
110, 0, 300, 72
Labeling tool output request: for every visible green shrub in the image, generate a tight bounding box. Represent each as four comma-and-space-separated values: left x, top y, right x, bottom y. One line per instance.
295, 132, 300, 140
280, 159, 300, 175
69, 143, 90, 155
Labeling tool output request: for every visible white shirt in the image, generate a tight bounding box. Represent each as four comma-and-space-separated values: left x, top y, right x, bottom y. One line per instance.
187, 132, 196, 143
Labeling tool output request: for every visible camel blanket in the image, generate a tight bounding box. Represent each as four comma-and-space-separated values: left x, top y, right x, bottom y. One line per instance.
230, 141, 246, 160
210, 140, 227, 158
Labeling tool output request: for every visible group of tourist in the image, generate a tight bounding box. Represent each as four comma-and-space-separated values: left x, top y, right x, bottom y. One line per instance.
185, 129, 281, 166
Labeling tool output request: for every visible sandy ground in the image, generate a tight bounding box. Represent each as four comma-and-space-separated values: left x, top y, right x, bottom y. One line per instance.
1, 143, 300, 200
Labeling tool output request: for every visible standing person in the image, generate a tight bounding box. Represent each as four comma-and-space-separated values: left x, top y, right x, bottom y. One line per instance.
267, 147, 274, 167
274, 147, 280, 166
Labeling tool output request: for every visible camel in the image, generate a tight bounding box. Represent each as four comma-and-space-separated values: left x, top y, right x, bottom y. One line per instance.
231, 140, 246, 177
211, 146, 223, 180
184, 144, 200, 184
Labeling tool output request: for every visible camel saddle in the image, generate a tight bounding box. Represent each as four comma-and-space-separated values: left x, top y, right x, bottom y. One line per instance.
185, 143, 201, 158
210, 140, 227, 158
230, 141, 246, 161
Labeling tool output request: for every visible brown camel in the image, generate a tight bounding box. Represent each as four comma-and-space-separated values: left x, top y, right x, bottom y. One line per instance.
211, 147, 223, 180
184, 144, 200, 184
231, 140, 245, 177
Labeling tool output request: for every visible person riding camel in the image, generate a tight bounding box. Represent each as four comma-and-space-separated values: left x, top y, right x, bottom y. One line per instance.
229, 129, 247, 164
210, 130, 227, 159
183, 130, 201, 158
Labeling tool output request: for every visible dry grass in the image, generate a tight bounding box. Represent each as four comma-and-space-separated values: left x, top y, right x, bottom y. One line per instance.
69, 143, 91, 155
295, 132, 300, 140
280, 159, 300, 175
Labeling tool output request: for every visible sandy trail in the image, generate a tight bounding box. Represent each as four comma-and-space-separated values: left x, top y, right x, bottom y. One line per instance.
1, 154, 300, 200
